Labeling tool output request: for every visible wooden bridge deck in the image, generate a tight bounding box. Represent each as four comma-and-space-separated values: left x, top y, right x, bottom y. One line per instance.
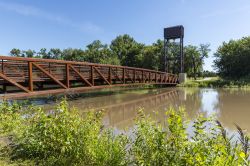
0, 56, 179, 99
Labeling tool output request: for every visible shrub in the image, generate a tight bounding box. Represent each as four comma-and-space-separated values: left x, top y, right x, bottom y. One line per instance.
1, 100, 128, 166
131, 108, 249, 166
0, 100, 249, 165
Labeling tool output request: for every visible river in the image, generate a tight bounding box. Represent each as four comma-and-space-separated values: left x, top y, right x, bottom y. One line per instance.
31, 87, 250, 133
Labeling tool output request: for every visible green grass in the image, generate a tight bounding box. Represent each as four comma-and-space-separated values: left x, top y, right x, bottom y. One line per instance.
178, 77, 250, 88
0, 100, 250, 165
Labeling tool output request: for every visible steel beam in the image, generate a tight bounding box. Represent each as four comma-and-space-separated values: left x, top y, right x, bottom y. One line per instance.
93, 66, 111, 85
69, 65, 92, 87
33, 63, 67, 89
0, 72, 30, 93
28, 62, 33, 91
66, 64, 70, 88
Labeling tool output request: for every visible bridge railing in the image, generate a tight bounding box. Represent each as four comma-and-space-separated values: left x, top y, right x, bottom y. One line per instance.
0, 55, 179, 98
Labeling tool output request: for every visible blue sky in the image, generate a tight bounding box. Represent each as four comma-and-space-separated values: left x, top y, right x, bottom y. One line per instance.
0, 0, 250, 71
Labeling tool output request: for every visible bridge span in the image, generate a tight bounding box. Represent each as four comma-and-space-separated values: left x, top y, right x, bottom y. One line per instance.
0, 56, 179, 99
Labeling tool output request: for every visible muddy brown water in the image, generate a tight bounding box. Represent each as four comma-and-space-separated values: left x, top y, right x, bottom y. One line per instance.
30, 87, 250, 133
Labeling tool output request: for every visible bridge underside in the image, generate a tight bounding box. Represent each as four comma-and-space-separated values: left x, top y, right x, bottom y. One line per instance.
0, 56, 179, 99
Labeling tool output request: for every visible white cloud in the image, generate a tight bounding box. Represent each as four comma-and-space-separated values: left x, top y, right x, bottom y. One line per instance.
0, 1, 102, 34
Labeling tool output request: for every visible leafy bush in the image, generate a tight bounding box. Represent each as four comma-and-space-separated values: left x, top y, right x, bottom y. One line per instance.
0, 100, 249, 165
131, 108, 249, 165
1, 100, 128, 166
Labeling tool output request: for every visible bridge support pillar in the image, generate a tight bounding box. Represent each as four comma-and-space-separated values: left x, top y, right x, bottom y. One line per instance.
178, 73, 186, 83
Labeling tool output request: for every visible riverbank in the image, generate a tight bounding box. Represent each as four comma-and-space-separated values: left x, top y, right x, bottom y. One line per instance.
0, 100, 249, 165
178, 77, 250, 88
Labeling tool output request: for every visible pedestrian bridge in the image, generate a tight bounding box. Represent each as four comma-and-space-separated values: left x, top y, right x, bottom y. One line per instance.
0, 56, 179, 99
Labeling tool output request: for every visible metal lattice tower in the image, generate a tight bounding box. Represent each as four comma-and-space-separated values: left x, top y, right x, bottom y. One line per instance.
164, 25, 184, 73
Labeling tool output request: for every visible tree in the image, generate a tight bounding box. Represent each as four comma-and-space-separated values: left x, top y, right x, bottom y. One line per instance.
85, 40, 106, 63
48, 48, 62, 60
214, 37, 250, 79
152, 40, 164, 71
23, 49, 36, 58
141, 45, 159, 70
37, 48, 49, 59
62, 48, 85, 61
10, 48, 21, 57
8, 35, 210, 77
185, 44, 210, 79
85, 40, 120, 65
110, 34, 144, 67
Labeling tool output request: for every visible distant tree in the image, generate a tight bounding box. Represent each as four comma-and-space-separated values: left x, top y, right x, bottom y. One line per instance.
214, 37, 250, 79
62, 48, 85, 61
142, 45, 159, 70
85, 40, 120, 65
166, 42, 181, 73
85, 40, 106, 63
110, 34, 144, 67
152, 40, 164, 71
10, 48, 22, 57
202, 70, 217, 77
23, 49, 36, 58
37, 48, 49, 59
152, 40, 183, 73
8, 35, 210, 77
49, 48, 62, 59
185, 44, 210, 79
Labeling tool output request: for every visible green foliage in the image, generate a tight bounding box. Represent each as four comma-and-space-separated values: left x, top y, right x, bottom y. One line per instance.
110, 34, 145, 67
131, 108, 188, 166
0, 100, 128, 166
85, 40, 120, 65
9, 48, 22, 57
9, 34, 208, 76
132, 108, 249, 166
214, 36, 250, 79
179, 77, 250, 88
202, 70, 217, 77
184, 44, 210, 79
1, 101, 249, 165
0, 102, 23, 136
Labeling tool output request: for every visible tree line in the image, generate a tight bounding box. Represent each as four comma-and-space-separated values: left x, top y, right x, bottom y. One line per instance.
214, 36, 250, 79
9, 34, 210, 78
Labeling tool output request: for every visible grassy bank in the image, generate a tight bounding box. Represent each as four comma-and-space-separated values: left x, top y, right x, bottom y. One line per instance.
178, 77, 250, 88
0, 100, 249, 165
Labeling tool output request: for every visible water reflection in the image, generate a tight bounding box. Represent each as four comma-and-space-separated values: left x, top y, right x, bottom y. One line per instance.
40, 88, 250, 132
200, 89, 219, 116
216, 89, 250, 131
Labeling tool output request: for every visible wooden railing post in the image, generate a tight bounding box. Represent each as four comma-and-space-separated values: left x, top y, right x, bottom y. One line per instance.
149, 72, 151, 83
142, 71, 144, 83
28, 62, 33, 91
91, 66, 94, 86
66, 64, 70, 88
108, 67, 112, 84
1, 60, 4, 74
48, 63, 51, 74
155, 73, 157, 83
123, 68, 125, 84
133, 69, 136, 83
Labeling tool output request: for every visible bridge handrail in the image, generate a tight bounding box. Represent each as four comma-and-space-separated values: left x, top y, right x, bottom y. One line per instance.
0, 55, 177, 76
